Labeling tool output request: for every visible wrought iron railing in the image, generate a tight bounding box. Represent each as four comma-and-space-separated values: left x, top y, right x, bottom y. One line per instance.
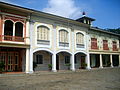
59, 42, 69, 47
37, 40, 50, 45
76, 44, 84, 48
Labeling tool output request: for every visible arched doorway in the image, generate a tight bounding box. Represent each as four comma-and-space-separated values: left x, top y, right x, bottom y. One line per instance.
56, 51, 71, 70
74, 52, 86, 69
33, 50, 52, 71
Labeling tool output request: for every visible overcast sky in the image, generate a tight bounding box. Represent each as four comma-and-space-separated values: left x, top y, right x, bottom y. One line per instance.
0, 0, 120, 29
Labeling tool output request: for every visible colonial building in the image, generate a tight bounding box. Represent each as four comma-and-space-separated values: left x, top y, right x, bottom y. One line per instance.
0, 2, 120, 73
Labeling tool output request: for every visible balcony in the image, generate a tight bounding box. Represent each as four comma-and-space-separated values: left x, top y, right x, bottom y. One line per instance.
103, 47, 109, 50
37, 40, 50, 45
1, 35, 24, 42
59, 42, 69, 47
91, 46, 99, 50
76, 44, 84, 48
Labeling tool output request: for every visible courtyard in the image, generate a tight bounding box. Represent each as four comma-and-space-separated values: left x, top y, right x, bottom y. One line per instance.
0, 67, 120, 90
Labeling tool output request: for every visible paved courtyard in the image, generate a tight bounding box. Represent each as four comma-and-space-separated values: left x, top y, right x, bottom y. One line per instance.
0, 67, 120, 90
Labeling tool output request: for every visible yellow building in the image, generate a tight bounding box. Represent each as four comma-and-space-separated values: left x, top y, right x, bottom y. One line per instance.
0, 2, 120, 73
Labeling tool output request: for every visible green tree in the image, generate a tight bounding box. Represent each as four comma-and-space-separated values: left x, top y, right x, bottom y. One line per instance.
105, 28, 120, 34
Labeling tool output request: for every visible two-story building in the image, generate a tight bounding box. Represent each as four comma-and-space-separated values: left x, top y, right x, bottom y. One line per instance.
0, 2, 120, 73
0, 2, 32, 73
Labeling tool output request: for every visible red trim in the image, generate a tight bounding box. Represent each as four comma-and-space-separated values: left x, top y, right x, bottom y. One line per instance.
24, 22, 26, 43
0, 15, 3, 41
1, 35, 25, 42
91, 38, 98, 50
5, 15, 25, 23
103, 40, 109, 50
112, 41, 118, 51
1, 10, 27, 17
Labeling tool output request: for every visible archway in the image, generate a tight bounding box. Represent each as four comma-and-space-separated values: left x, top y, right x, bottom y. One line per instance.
74, 52, 86, 69
56, 51, 71, 70
33, 50, 52, 71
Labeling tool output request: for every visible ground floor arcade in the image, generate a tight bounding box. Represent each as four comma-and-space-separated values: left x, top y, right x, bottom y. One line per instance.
90, 53, 120, 68
33, 50, 89, 71
1, 47, 120, 73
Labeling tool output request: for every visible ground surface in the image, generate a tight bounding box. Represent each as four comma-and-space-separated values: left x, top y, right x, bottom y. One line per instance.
0, 68, 120, 90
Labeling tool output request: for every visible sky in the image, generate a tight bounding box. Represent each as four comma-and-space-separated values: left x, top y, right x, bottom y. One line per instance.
0, 0, 120, 29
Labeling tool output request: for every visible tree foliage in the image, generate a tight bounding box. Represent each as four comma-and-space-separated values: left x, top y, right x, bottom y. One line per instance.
105, 28, 120, 34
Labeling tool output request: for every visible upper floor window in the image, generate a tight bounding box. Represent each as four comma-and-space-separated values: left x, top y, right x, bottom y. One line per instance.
76, 33, 84, 48
103, 40, 109, 50
4, 20, 24, 42
37, 26, 50, 45
15, 22, 23, 37
37, 26, 49, 41
4, 20, 13, 36
91, 38, 98, 49
59, 30, 69, 47
59, 30, 68, 43
112, 41, 118, 51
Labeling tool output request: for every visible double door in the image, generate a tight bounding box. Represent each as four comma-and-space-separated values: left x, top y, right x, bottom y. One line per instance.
0, 52, 21, 72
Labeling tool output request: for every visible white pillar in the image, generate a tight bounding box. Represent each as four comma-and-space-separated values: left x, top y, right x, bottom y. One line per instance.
71, 29, 75, 71
13, 23, 15, 36
52, 53, 57, 72
52, 24, 57, 72
86, 53, 91, 69
26, 48, 33, 73
110, 54, 113, 67
13, 23, 15, 41
70, 54, 75, 71
99, 54, 103, 68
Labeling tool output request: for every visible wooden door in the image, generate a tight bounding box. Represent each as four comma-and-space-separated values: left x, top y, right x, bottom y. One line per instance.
0, 51, 20, 72
0, 52, 7, 71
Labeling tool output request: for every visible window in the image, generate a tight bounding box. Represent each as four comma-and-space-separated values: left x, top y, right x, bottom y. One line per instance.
59, 30, 68, 43
91, 38, 98, 49
36, 54, 43, 64
112, 41, 118, 51
103, 40, 109, 50
15, 22, 23, 37
4, 20, 13, 36
76, 33, 84, 48
37, 26, 49, 41
65, 56, 70, 64
76, 33, 84, 44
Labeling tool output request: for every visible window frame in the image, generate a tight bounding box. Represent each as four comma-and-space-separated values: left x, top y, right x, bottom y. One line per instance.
59, 29, 68, 43
37, 26, 49, 41
36, 54, 43, 64
65, 56, 70, 64
91, 38, 98, 49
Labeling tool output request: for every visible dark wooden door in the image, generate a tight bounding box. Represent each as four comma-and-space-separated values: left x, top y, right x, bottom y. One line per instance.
0, 51, 21, 72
